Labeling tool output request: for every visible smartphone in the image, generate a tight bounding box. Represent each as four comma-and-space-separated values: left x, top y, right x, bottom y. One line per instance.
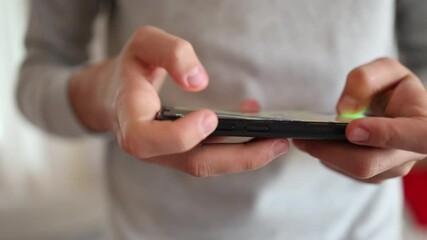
156, 106, 354, 140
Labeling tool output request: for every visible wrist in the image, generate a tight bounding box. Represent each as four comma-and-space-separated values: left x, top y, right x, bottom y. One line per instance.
68, 60, 115, 132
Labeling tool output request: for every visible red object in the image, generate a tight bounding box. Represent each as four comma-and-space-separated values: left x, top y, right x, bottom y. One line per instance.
403, 171, 427, 228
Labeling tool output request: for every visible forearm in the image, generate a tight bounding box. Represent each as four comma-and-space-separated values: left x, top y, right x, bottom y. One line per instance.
17, 0, 103, 136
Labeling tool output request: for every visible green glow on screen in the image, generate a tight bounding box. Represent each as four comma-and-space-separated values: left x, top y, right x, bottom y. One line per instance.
340, 110, 366, 119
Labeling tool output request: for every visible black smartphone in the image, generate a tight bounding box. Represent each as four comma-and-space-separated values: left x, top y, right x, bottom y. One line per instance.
156, 106, 354, 140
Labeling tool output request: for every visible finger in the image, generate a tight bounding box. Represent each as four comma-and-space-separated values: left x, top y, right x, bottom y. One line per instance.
346, 116, 427, 154
203, 99, 260, 144
124, 26, 208, 91
320, 160, 415, 184
293, 139, 419, 180
337, 58, 411, 114
318, 160, 380, 184
116, 90, 219, 158
362, 160, 417, 184
148, 138, 289, 177
239, 99, 261, 113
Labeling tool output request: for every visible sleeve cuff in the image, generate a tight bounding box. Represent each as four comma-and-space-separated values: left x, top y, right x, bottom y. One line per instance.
44, 68, 91, 137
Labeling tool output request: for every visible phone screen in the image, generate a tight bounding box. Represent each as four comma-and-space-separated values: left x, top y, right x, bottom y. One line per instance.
161, 107, 353, 123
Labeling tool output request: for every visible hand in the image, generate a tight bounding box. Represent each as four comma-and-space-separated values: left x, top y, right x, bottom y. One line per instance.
294, 58, 427, 183
69, 26, 288, 177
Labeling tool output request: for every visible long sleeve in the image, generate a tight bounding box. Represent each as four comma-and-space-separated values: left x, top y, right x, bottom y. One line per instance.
396, 0, 427, 84
17, 0, 104, 137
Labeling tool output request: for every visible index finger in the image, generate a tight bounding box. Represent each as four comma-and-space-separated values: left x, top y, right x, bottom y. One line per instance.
124, 26, 209, 91
337, 58, 412, 114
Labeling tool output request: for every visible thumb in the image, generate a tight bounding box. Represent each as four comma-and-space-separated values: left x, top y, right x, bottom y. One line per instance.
346, 116, 427, 154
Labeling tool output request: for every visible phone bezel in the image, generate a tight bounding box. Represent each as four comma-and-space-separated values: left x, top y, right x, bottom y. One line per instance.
156, 107, 349, 140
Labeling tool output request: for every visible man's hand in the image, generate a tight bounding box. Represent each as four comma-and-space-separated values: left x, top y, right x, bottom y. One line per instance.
69, 26, 288, 177
294, 58, 427, 183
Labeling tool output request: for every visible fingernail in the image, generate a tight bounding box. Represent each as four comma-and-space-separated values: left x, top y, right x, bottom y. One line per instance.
201, 113, 217, 135
272, 140, 288, 158
185, 66, 204, 88
348, 127, 370, 142
241, 100, 261, 113
339, 96, 358, 113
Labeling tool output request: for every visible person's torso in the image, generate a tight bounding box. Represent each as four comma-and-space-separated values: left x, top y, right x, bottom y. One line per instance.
105, 1, 402, 239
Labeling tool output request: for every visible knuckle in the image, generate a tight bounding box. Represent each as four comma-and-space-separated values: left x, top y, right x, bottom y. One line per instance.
128, 26, 156, 51
168, 39, 194, 65
353, 158, 380, 179
185, 157, 211, 178
376, 124, 396, 148
243, 159, 258, 171
375, 57, 399, 67
243, 154, 269, 171
133, 26, 154, 41
347, 67, 375, 89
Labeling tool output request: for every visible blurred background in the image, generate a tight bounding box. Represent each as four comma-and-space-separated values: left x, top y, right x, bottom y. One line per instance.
1, 0, 106, 239
1, 1, 427, 239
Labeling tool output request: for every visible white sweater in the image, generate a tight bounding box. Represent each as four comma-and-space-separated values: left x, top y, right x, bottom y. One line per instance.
18, 1, 427, 239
